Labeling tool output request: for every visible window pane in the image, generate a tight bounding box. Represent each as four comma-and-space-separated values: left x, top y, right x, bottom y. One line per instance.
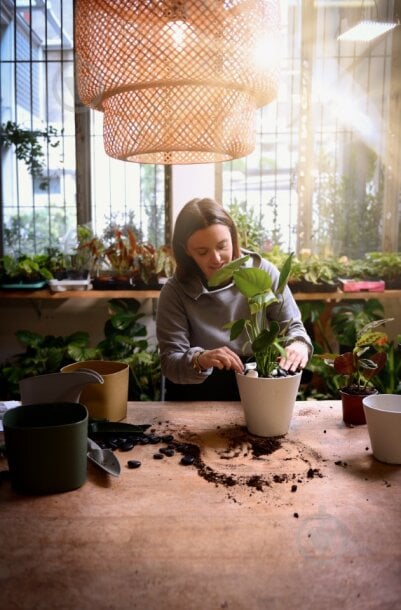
221, 0, 399, 257
0, 0, 76, 255
0, 0, 166, 256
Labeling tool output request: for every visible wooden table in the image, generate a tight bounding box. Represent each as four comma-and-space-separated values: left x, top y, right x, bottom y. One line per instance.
1, 400, 400, 610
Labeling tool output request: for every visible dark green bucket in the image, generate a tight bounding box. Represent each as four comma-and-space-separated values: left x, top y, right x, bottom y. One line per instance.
3, 402, 88, 495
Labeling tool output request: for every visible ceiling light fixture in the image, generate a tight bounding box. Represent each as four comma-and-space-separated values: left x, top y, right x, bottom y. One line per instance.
337, 1, 398, 42
75, 0, 281, 165
338, 20, 397, 41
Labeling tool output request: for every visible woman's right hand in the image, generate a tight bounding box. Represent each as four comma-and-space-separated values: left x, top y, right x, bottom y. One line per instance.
197, 347, 244, 373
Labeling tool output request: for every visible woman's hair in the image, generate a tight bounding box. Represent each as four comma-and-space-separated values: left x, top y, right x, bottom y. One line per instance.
172, 198, 240, 282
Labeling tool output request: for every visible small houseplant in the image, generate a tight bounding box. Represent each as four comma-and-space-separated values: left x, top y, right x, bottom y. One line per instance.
209, 253, 302, 437
317, 317, 393, 425
0, 253, 53, 287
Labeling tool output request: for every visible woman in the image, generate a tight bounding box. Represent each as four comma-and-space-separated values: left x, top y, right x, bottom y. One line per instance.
156, 198, 312, 401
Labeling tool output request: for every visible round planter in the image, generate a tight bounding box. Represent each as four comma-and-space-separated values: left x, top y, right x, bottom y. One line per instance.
3, 402, 88, 495
340, 388, 378, 426
362, 394, 401, 464
235, 371, 302, 437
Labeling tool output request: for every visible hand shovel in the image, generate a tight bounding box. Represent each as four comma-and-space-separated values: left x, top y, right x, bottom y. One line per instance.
87, 437, 121, 477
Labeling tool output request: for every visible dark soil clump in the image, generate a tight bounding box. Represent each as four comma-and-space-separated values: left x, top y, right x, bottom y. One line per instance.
246, 476, 265, 491
174, 441, 238, 487
250, 436, 282, 458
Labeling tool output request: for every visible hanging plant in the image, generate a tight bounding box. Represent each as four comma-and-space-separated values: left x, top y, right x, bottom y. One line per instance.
0, 120, 61, 189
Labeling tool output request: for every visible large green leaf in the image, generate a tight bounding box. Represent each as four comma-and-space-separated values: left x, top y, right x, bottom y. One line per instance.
228, 318, 246, 340
232, 267, 273, 298
277, 252, 294, 294
251, 321, 280, 353
208, 255, 250, 287
248, 291, 278, 314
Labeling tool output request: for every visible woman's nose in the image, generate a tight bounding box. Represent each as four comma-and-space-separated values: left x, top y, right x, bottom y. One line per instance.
210, 250, 221, 263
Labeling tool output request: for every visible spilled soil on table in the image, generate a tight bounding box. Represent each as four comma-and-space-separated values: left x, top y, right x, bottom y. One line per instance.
154, 422, 324, 503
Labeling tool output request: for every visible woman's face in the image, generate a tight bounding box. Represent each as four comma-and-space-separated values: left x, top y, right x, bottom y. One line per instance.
185, 224, 233, 279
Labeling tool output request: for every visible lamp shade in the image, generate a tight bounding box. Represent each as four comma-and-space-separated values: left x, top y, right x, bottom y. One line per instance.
75, 0, 281, 164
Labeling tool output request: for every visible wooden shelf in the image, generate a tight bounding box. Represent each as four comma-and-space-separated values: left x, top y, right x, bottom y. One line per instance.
290, 289, 401, 301
0, 288, 400, 301
0, 289, 161, 300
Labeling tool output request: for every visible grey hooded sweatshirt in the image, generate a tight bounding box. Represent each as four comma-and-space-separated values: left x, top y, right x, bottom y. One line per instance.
156, 252, 312, 385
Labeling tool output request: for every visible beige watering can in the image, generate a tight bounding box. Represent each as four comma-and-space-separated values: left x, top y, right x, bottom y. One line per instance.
19, 369, 104, 405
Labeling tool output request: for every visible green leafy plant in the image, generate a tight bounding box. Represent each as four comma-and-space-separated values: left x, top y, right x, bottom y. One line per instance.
316, 318, 393, 394
97, 298, 148, 359
228, 200, 268, 252
329, 299, 385, 349
0, 120, 60, 189
208, 253, 294, 377
0, 298, 162, 401
96, 299, 161, 400
364, 251, 401, 282
0, 330, 99, 399
125, 349, 161, 401
0, 254, 53, 283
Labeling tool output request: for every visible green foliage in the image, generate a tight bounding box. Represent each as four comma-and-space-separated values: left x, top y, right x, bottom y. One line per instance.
312, 145, 383, 258
0, 254, 53, 282
125, 349, 161, 401
228, 200, 268, 252
300, 299, 401, 399
0, 120, 60, 189
329, 300, 385, 348
97, 299, 148, 359
0, 299, 161, 401
3, 209, 76, 256
0, 330, 99, 399
96, 299, 161, 401
209, 253, 294, 377
374, 335, 401, 394
315, 318, 393, 392
364, 252, 401, 280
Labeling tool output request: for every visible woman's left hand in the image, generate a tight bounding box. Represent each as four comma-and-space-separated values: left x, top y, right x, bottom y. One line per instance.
279, 341, 309, 372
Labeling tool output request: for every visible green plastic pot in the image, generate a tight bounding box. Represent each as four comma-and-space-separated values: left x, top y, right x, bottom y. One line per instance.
3, 402, 88, 495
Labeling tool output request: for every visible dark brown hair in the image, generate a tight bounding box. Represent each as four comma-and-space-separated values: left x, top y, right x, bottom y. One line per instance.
172, 198, 240, 282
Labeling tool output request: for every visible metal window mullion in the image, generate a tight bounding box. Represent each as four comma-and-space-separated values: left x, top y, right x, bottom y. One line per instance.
296, 0, 315, 252
13, 0, 22, 252
382, 1, 401, 250
59, 0, 68, 235
43, 0, 53, 249
73, 0, 91, 227
27, 0, 38, 252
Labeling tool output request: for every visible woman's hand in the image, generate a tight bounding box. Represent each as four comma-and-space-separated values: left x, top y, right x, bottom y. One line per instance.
197, 347, 244, 374
279, 341, 309, 372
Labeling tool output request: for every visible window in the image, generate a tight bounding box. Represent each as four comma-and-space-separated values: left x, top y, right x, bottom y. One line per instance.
220, 0, 401, 256
0, 0, 166, 256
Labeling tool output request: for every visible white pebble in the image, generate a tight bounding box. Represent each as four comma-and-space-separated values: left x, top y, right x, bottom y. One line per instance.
246, 369, 259, 378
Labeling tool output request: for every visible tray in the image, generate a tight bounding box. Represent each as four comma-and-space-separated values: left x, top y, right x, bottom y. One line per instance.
48, 279, 93, 292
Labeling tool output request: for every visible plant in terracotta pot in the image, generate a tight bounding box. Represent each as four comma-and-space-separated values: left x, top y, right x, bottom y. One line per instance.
317, 318, 393, 425
209, 252, 302, 437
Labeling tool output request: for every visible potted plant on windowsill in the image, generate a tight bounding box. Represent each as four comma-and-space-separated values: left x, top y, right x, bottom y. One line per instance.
209, 252, 302, 437
0, 254, 53, 289
316, 318, 393, 425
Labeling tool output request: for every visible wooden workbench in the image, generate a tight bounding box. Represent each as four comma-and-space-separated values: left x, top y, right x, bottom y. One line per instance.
1, 400, 400, 610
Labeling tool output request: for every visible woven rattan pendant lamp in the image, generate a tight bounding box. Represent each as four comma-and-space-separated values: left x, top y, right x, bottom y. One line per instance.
75, 0, 281, 164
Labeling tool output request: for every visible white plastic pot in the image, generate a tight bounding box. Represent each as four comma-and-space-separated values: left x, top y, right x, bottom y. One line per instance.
362, 394, 401, 464
235, 371, 302, 437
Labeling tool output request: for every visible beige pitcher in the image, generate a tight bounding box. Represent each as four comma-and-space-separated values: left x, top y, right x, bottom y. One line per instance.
61, 360, 129, 421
